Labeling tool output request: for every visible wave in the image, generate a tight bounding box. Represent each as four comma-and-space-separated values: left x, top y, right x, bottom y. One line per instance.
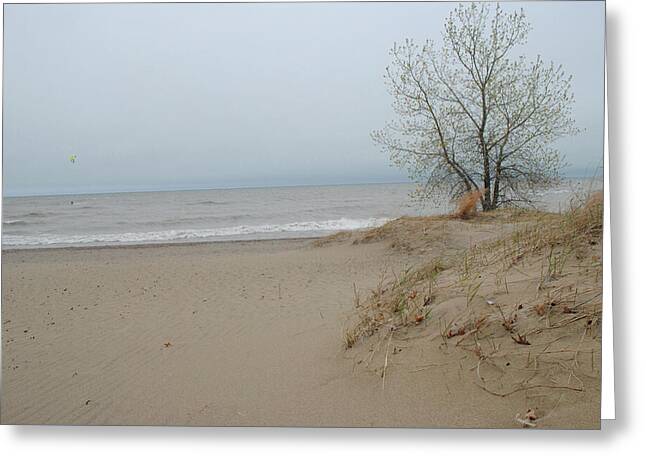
3, 219, 27, 226
156, 214, 246, 226
188, 201, 231, 206
25, 212, 52, 218
2, 217, 390, 247
5, 211, 56, 220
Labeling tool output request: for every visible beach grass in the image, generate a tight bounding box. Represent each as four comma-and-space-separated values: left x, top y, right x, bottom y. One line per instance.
341, 192, 602, 426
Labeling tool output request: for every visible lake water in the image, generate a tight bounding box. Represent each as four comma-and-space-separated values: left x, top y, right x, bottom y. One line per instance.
2, 179, 602, 249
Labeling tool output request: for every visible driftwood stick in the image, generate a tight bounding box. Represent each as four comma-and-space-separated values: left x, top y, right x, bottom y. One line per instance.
476, 382, 583, 398
382, 330, 394, 390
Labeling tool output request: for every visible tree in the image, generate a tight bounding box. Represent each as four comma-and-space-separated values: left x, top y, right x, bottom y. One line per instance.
372, 2, 579, 211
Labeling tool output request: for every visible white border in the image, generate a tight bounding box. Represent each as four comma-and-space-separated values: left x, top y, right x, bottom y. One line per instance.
601, 31, 614, 420
4, 4, 637, 469
0, 0, 614, 423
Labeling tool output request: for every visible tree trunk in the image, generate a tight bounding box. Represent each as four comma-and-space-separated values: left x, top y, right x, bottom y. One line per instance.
481, 147, 493, 211
479, 90, 493, 212
492, 159, 503, 210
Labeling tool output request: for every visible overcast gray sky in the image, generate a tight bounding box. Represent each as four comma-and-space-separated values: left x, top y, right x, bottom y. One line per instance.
2, 1, 605, 196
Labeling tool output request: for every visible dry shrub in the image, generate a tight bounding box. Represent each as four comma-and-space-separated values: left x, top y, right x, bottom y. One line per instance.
455, 190, 484, 219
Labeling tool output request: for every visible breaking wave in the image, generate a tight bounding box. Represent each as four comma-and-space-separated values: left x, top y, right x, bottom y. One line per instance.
2, 217, 390, 248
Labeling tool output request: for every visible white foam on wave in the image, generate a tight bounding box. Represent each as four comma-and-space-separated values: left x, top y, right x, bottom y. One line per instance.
2, 217, 391, 247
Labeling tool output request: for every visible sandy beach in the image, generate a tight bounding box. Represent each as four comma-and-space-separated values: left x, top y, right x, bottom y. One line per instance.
1, 205, 601, 428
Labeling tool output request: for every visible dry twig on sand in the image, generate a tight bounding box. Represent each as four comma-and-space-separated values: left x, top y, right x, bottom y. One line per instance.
382, 329, 394, 390
476, 382, 583, 398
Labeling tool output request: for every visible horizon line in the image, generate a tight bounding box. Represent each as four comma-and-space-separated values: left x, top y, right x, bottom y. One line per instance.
2, 173, 603, 199
2, 179, 413, 199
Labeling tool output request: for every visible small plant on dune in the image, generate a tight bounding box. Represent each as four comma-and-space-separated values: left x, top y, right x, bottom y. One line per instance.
455, 189, 485, 219
465, 278, 484, 309
541, 245, 571, 286
343, 259, 446, 348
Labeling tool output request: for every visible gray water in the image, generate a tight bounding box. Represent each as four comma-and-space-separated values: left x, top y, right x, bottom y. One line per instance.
1, 180, 601, 249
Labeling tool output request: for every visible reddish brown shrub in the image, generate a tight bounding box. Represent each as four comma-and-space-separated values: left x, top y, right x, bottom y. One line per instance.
455, 189, 484, 219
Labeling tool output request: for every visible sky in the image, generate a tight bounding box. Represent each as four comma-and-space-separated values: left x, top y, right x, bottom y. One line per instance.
2, 1, 605, 196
